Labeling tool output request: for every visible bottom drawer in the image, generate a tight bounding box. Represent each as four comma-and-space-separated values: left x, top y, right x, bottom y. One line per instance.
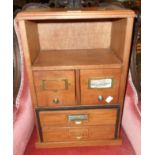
36, 105, 120, 143
42, 128, 68, 142
42, 125, 115, 142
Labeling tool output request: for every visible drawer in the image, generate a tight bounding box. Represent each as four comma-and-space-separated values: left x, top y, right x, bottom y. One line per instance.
68, 126, 115, 141
80, 69, 121, 105
42, 126, 115, 142
39, 107, 118, 127
42, 127, 89, 142
33, 70, 76, 107
42, 127, 69, 142
88, 125, 115, 140
69, 128, 89, 141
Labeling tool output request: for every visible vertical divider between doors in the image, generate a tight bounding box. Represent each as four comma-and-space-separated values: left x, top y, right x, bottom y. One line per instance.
75, 69, 81, 105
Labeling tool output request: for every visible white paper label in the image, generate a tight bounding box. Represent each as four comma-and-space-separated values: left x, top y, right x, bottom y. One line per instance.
89, 78, 112, 88
105, 96, 113, 103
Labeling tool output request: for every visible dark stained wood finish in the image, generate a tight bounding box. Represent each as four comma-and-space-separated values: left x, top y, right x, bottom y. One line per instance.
33, 70, 76, 107
80, 69, 121, 105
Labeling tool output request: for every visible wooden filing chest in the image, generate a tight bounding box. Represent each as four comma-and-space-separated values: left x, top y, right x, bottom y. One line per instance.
16, 8, 135, 148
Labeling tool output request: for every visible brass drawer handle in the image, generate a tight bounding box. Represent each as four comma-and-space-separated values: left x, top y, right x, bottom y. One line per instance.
76, 136, 82, 140
41, 79, 69, 92
75, 121, 82, 125
53, 98, 59, 104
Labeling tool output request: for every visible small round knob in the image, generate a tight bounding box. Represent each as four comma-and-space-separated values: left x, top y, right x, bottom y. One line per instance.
98, 95, 103, 101
53, 98, 59, 104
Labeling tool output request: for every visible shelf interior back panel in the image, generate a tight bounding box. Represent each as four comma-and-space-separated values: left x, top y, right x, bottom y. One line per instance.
32, 49, 122, 70
37, 21, 112, 50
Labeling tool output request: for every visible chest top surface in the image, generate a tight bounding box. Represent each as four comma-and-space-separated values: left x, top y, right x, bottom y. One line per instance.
16, 8, 135, 21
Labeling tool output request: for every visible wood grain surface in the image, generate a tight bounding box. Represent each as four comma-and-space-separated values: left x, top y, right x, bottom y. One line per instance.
32, 49, 122, 70
17, 8, 135, 147
33, 70, 76, 107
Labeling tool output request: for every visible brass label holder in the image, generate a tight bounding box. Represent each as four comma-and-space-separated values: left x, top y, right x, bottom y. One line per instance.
88, 77, 113, 89
68, 114, 88, 121
41, 79, 69, 92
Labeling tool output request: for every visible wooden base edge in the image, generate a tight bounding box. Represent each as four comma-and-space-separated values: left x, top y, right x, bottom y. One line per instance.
35, 138, 123, 148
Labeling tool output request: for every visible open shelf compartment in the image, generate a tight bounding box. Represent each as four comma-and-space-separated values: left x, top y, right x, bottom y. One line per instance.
32, 49, 122, 70
23, 18, 127, 70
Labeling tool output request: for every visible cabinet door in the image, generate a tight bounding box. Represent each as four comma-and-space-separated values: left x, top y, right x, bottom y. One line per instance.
33, 70, 76, 107
80, 69, 121, 105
